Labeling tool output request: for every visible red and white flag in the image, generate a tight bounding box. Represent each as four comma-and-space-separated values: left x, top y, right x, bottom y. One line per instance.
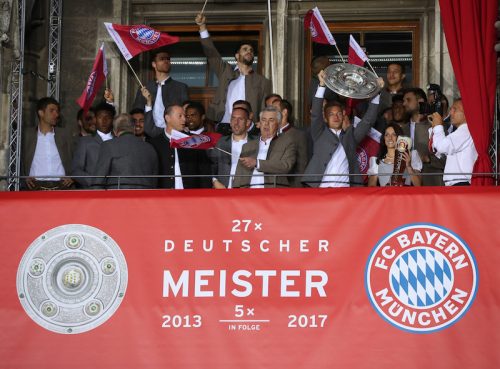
76, 43, 108, 115
304, 7, 336, 45
104, 23, 179, 60
170, 130, 222, 150
348, 34, 368, 66
353, 117, 381, 182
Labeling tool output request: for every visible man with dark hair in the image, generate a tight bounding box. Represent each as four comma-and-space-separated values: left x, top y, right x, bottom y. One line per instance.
22, 97, 74, 190
303, 71, 383, 187
402, 87, 445, 185
391, 94, 407, 127
379, 62, 407, 116
71, 101, 116, 188
264, 93, 282, 107
195, 13, 272, 127
276, 99, 309, 187
92, 114, 158, 189
129, 108, 146, 139
233, 100, 260, 136
185, 101, 206, 134
148, 104, 211, 189
211, 106, 257, 189
232, 106, 297, 188
133, 47, 189, 131
76, 107, 96, 137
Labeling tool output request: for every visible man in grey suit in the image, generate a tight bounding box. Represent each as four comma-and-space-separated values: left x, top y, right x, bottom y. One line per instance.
92, 114, 158, 189
71, 102, 116, 188
211, 106, 256, 189
133, 48, 189, 135
232, 106, 297, 188
303, 70, 383, 187
22, 97, 74, 190
195, 13, 272, 125
276, 99, 309, 187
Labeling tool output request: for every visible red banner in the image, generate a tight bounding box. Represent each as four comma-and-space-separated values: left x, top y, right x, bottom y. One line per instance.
1, 188, 499, 368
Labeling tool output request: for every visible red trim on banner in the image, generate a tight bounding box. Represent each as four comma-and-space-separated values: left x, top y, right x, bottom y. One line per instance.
1, 188, 499, 369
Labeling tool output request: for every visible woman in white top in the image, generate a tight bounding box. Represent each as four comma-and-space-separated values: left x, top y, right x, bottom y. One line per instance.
367, 123, 422, 186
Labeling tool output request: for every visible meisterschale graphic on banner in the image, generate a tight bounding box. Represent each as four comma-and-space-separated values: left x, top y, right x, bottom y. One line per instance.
1, 187, 498, 369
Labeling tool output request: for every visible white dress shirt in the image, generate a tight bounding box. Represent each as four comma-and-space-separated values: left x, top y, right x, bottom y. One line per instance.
432, 123, 478, 185
29, 127, 65, 180
250, 137, 273, 188
153, 78, 169, 128
320, 129, 350, 187
200, 30, 246, 124
228, 135, 248, 188
96, 130, 113, 142
165, 131, 184, 189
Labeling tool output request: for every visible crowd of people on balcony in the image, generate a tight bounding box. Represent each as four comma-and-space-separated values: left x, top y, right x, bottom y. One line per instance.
20, 13, 478, 190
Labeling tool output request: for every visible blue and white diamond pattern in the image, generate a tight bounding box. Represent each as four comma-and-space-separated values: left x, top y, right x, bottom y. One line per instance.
390, 248, 453, 308
137, 28, 154, 40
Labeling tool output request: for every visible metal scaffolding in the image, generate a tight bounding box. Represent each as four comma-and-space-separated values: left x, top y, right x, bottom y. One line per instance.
46, 0, 62, 98
7, 0, 26, 191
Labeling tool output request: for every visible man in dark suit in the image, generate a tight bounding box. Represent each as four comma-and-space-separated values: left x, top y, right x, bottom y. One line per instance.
71, 102, 116, 188
302, 70, 383, 187
195, 13, 272, 125
92, 114, 158, 189
148, 104, 211, 189
132, 48, 188, 134
401, 87, 445, 186
232, 106, 297, 188
22, 97, 74, 190
211, 107, 256, 189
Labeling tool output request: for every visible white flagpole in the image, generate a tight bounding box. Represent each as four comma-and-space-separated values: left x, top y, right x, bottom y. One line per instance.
200, 0, 209, 14
124, 59, 144, 88
366, 60, 379, 78
334, 44, 345, 63
267, 0, 275, 90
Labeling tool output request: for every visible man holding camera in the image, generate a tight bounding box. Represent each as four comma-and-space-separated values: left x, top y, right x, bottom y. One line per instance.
429, 98, 477, 186
402, 87, 445, 186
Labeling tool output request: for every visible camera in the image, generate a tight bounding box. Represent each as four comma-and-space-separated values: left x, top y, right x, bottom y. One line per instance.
419, 83, 443, 116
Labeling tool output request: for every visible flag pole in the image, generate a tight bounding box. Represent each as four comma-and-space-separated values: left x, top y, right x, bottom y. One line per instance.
124, 59, 144, 88
334, 44, 345, 63
200, 0, 209, 14
212, 147, 232, 156
366, 60, 379, 78
267, 0, 275, 90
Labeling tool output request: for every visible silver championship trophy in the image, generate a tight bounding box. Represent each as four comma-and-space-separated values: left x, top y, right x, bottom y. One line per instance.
323, 63, 382, 99
390, 136, 412, 186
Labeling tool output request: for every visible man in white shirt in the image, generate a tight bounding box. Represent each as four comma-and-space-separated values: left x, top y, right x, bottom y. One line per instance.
195, 13, 272, 128
22, 97, 74, 190
303, 70, 383, 187
232, 106, 297, 188
211, 107, 255, 189
430, 98, 478, 186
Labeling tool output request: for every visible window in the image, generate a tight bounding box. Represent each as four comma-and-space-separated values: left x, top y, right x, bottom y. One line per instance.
152, 24, 264, 113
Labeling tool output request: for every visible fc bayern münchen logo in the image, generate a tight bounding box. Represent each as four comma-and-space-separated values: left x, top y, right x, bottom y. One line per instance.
130, 25, 161, 45
365, 223, 478, 333
356, 147, 368, 172
179, 135, 210, 149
